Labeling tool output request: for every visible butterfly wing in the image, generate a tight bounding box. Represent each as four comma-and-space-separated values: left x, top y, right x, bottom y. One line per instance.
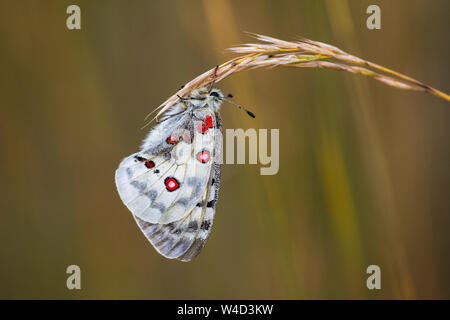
134, 159, 220, 261
115, 108, 222, 261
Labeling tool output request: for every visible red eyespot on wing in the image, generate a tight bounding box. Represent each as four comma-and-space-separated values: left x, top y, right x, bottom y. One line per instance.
205, 115, 213, 128
196, 122, 208, 134
196, 150, 211, 163
145, 160, 155, 168
164, 177, 180, 192
167, 135, 178, 144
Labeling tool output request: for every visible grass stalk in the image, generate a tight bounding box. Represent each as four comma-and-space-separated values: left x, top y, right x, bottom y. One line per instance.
149, 33, 449, 123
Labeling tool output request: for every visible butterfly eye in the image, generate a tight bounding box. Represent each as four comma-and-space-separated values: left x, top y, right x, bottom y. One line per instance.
209, 91, 219, 98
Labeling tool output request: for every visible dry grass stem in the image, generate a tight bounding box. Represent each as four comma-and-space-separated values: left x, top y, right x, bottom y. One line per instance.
148, 33, 449, 124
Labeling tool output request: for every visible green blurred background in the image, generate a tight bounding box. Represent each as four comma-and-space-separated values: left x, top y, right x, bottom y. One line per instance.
1, 0, 449, 299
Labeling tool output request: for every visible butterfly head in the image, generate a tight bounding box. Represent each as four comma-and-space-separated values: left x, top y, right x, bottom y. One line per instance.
188, 88, 224, 112
184, 87, 255, 118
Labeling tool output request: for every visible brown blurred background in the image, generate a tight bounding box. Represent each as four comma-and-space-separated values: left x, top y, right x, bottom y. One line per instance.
0, 0, 449, 299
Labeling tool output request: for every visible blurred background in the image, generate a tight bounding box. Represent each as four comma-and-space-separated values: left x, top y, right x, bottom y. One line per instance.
0, 0, 449, 299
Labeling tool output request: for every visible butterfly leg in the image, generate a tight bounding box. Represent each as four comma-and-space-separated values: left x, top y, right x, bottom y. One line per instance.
208, 65, 219, 93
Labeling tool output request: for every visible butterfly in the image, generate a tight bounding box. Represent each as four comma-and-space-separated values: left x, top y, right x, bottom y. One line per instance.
115, 84, 254, 261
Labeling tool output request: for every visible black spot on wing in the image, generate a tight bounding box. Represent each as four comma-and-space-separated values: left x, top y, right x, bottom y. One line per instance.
201, 220, 211, 231
187, 221, 198, 232
134, 155, 146, 162
196, 201, 205, 207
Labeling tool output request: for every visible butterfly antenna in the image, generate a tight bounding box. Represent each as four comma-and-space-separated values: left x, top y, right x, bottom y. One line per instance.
223, 98, 255, 118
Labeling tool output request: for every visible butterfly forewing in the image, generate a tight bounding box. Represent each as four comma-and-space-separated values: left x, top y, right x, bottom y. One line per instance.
115, 90, 223, 261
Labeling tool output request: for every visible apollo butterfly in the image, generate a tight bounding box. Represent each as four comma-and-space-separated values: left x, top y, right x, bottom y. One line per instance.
115, 65, 256, 262
115, 85, 231, 261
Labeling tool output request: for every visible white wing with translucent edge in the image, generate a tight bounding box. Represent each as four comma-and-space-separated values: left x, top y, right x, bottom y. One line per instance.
115, 110, 217, 225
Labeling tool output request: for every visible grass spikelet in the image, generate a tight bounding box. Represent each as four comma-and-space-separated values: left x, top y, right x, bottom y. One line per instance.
148, 33, 449, 125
